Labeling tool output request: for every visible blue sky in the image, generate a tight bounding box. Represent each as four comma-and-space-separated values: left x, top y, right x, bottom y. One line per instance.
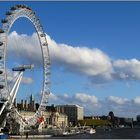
1, 2, 140, 117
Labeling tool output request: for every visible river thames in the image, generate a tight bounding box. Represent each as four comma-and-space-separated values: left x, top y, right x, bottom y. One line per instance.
49, 128, 140, 139
10, 128, 140, 139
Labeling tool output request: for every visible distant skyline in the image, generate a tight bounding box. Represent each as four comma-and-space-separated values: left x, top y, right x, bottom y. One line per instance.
1, 2, 140, 118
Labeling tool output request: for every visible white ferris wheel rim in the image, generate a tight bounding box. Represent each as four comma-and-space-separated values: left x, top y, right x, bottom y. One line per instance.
0, 5, 51, 126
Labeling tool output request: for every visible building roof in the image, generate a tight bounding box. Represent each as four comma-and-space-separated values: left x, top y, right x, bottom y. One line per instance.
56, 104, 83, 108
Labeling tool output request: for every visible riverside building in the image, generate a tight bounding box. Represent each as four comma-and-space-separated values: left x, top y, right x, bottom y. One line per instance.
55, 104, 84, 125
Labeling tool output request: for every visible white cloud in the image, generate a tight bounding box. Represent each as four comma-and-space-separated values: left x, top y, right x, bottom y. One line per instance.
48, 93, 140, 118
107, 96, 128, 105
21, 77, 33, 84
7, 31, 113, 84
7, 31, 42, 65
113, 59, 140, 80
133, 97, 140, 105
75, 93, 98, 104
63, 93, 69, 98
49, 92, 58, 101
46, 34, 112, 77
48, 92, 100, 115
7, 31, 140, 85
49, 92, 98, 106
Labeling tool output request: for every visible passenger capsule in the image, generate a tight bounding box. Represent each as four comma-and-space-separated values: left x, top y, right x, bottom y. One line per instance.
0, 85, 4, 89
1, 98, 7, 102
46, 72, 51, 75
0, 42, 3, 46
19, 5, 25, 8
0, 71, 3, 74
26, 7, 32, 10
40, 33, 46, 37
6, 11, 12, 15
16, 4, 22, 8
1, 19, 8, 23
45, 81, 50, 85
10, 6, 16, 11
32, 11, 35, 15
47, 62, 50, 65
43, 43, 48, 46
0, 29, 4, 34
22, 5, 27, 8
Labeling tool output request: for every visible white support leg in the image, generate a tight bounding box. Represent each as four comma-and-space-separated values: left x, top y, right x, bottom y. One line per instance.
0, 72, 23, 115
9, 72, 23, 105
10, 72, 23, 107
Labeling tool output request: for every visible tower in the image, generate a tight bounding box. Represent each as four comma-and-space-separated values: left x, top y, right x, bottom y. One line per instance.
24, 100, 28, 111
21, 99, 24, 110
30, 94, 34, 104
29, 94, 35, 111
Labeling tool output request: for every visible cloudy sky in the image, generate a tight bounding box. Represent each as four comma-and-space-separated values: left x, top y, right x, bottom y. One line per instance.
1, 2, 140, 118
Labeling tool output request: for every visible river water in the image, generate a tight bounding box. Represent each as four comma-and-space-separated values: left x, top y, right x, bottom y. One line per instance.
50, 128, 140, 139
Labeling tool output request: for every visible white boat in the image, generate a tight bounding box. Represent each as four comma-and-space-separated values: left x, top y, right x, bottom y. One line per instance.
86, 128, 96, 134
62, 131, 69, 136
90, 128, 96, 134
45, 135, 52, 137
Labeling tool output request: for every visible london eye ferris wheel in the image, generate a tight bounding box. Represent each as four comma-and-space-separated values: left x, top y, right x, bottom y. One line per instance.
0, 5, 51, 129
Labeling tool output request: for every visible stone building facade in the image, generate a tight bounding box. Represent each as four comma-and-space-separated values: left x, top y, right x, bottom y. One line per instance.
56, 104, 84, 125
